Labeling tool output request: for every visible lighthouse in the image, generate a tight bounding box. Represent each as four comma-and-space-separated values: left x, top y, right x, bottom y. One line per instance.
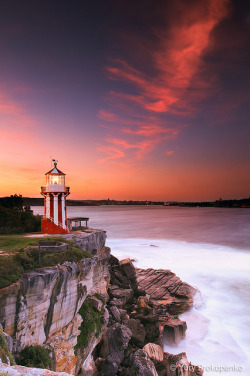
41, 160, 70, 234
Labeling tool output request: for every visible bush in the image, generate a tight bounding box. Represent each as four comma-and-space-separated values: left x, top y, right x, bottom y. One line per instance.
19, 345, 51, 369
0, 195, 41, 234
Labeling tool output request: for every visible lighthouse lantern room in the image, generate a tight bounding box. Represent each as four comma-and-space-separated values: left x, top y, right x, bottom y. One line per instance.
41, 160, 70, 234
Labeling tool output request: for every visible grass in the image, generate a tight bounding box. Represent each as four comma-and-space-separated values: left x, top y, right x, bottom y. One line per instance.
0, 234, 46, 254
74, 297, 104, 351
0, 328, 15, 366
0, 236, 93, 289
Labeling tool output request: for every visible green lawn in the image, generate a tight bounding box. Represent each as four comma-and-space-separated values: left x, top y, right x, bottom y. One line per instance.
0, 235, 93, 289
0, 234, 46, 254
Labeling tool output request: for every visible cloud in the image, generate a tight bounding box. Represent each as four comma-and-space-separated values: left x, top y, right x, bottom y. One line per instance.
98, 0, 230, 163
165, 150, 174, 156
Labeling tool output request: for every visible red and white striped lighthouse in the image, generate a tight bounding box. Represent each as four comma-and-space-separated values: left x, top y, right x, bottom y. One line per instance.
41, 160, 70, 234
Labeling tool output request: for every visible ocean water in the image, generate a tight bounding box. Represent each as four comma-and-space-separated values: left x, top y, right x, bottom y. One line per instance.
32, 205, 250, 375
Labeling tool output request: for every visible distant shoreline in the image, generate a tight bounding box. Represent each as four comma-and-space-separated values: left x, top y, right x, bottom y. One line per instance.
21, 197, 250, 208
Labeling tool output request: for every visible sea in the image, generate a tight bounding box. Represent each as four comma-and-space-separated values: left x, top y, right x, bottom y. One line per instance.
32, 205, 250, 376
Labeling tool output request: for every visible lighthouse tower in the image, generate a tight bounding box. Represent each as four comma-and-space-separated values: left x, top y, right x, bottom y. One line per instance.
41, 160, 70, 234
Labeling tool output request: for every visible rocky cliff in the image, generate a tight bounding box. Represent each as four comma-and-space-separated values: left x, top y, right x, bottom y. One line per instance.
0, 230, 110, 375
0, 230, 202, 376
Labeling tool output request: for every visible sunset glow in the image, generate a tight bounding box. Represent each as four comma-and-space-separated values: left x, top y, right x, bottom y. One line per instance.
0, 0, 249, 201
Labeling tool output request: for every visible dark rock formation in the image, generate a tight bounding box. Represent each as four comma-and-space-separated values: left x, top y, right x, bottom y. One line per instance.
130, 349, 158, 376
96, 323, 132, 375
123, 318, 146, 347
96, 256, 203, 376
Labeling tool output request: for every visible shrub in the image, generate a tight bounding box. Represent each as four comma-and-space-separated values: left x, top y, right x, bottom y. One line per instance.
75, 298, 104, 351
0, 238, 93, 289
19, 345, 51, 369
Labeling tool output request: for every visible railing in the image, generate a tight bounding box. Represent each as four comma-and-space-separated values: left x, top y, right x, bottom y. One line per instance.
45, 216, 65, 229
41, 186, 70, 194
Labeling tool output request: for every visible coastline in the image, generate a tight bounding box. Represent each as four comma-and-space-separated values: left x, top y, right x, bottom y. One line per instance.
109, 237, 250, 376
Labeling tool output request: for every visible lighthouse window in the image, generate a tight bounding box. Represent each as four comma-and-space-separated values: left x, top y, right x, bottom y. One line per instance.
46, 175, 65, 185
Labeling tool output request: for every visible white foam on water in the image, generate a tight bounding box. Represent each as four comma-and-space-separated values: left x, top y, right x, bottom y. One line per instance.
107, 238, 250, 376
31, 205, 250, 375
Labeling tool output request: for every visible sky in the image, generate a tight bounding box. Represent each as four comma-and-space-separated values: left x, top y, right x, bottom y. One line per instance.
0, 0, 249, 201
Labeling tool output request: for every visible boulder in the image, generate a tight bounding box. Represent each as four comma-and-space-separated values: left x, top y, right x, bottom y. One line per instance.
109, 285, 134, 306
159, 352, 203, 376
144, 322, 160, 343
88, 297, 103, 312
143, 343, 164, 362
110, 306, 122, 323
124, 318, 146, 347
119, 259, 137, 281
109, 298, 124, 308
98, 323, 132, 375
131, 349, 158, 376
163, 316, 187, 346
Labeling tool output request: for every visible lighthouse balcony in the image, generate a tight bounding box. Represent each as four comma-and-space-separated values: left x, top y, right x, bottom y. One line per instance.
41, 185, 70, 194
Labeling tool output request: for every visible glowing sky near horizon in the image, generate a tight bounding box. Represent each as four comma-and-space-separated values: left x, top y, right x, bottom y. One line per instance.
0, 0, 250, 200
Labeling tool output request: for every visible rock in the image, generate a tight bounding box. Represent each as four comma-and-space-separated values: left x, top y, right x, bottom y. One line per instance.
109, 298, 124, 308
0, 361, 72, 376
80, 352, 98, 376
64, 230, 107, 255
137, 296, 150, 308
95, 358, 118, 376
98, 323, 132, 374
124, 318, 146, 347
131, 311, 159, 324
163, 316, 187, 346
136, 268, 194, 316
0, 231, 110, 374
119, 259, 137, 281
131, 349, 158, 376
143, 343, 164, 362
110, 306, 121, 323
144, 322, 161, 343
109, 285, 134, 305
0, 324, 13, 353
88, 297, 103, 312
101, 307, 110, 325
159, 352, 203, 376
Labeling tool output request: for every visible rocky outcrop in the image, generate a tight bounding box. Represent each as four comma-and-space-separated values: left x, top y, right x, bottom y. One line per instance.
136, 268, 194, 316
0, 231, 110, 375
136, 267, 195, 350
94, 256, 203, 376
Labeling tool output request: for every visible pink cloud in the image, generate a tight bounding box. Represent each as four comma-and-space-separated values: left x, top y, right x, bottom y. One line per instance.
165, 151, 174, 156
98, 0, 230, 163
